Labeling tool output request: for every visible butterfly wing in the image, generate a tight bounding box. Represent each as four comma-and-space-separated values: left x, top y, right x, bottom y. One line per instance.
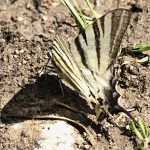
70, 9, 131, 101
51, 9, 131, 117
52, 35, 98, 105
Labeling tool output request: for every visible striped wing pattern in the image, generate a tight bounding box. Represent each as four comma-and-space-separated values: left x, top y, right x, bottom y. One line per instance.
51, 9, 131, 117
52, 36, 98, 105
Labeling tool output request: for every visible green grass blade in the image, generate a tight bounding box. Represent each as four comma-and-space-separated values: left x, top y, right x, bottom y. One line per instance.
118, 61, 130, 75
85, 0, 99, 19
139, 119, 149, 138
82, 15, 93, 25
135, 56, 150, 63
128, 44, 150, 53
72, 0, 89, 28
62, 0, 87, 30
131, 122, 144, 140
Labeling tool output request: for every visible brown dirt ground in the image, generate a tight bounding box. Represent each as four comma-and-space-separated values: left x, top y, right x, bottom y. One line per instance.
0, 0, 150, 150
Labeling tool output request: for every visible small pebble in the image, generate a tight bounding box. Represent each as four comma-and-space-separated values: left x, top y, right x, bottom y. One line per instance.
42, 15, 48, 21
14, 49, 20, 55
84, 144, 91, 150
97, 134, 102, 137
18, 63, 22, 66
22, 78, 28, 84
1, 38, 5, 43
137, 95, 141, 98
126, 125, 130, 130
8, 54, 13, 62
17, 16, 24, 22
51, 2, 60, 6
38, 6, 48, 14
20, 49, 24, 53
13, 55, 18, 58
6, 80, 11, 85
49, 29, 55, 33
26, 55, 31, 60
22, 60, 27, 64
131, 75, 137, 79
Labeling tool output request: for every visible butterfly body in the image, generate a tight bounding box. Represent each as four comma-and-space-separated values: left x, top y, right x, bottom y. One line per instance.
51, 9, 131, 118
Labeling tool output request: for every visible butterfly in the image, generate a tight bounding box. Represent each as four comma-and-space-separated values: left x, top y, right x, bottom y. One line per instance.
50, 9, 135, 121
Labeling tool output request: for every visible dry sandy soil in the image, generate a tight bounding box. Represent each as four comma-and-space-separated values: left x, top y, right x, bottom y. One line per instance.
0, 0, 150, 149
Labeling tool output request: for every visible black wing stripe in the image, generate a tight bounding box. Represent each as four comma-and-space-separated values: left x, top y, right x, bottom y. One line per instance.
100, 16, 105, 37
108, 10, 131, 69
74, 36, 89, 69
81, 31, 88, 45
111, 10, 131, 59
92, 21, 101, 69
110, 11, 131, 64
110, 10, 121, 53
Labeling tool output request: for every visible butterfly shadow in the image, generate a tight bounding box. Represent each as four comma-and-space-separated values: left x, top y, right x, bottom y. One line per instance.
1, 74, 108, 136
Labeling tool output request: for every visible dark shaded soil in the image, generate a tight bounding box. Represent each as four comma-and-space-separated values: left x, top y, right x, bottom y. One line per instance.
0, 0, 149, 149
